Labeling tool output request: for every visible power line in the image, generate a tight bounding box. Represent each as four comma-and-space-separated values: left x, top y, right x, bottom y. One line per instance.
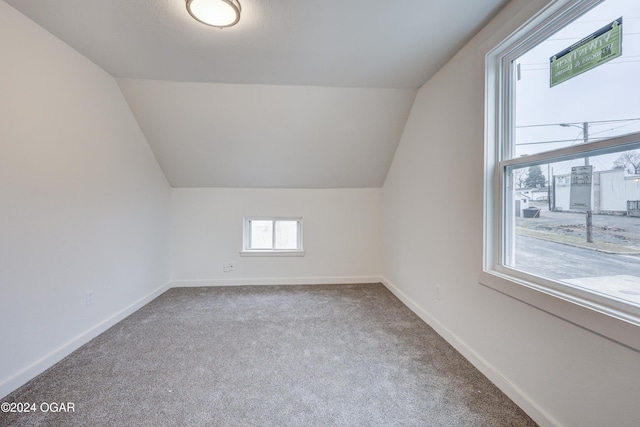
515, 136, 612, 146
516, 118, 640, 129
520, 59, 640, 71
565, 17, 640, 24
588, 121, 640, 137
519, 54, 640, 67
515, 120, 640, 146
522, 63, 640, 72
548, 31, 640, 41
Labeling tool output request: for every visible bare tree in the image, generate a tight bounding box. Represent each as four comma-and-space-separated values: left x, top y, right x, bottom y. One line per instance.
613, 151, 640, 174
513, 168, 527, 189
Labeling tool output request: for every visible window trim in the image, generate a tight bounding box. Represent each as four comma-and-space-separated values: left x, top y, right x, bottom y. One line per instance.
240, 217, 305, 257
481, 0, 640, 351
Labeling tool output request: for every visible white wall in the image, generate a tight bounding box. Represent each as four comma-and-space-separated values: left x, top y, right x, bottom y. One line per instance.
382, 1, 640, 426
171, 188, 382, 285
0, 2, 171, 398
117, 78, 416, 189
4, 0, 639, 423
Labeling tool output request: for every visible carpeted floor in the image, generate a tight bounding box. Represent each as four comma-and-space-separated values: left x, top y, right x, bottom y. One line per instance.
1, 283, 538, 426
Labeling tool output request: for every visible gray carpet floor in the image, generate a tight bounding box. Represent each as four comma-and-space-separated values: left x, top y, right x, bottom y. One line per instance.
1, 283, 538, 426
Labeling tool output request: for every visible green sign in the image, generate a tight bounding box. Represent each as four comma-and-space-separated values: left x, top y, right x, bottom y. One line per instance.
550, 17, 622, 87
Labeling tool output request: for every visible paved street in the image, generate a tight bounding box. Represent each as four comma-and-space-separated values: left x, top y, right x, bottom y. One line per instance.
514, 235, 640, 305
514, 235, 640, 280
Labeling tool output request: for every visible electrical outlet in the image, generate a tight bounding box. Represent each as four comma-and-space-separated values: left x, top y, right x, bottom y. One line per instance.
223, 263, 234, 273
86, 290, 95, 306
435, 285, 441, 302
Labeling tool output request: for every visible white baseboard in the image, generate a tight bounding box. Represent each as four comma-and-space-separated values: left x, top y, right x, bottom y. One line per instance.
380, 276, 559, 427
0, 281, 171, 399
170, 276, 383, 288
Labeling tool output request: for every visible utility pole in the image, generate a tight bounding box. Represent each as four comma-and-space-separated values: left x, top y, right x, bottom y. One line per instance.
560, 122, 593, 243
582, 121, 593, 243
547, 163, 551, 211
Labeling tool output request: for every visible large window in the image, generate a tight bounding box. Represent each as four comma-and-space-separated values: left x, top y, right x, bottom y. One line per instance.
484, 0, 640, 339
241, 217, 304, 256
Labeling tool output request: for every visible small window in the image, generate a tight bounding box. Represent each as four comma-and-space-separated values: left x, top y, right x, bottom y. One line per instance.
483, 0, 640, 345
241, 217, 304, 256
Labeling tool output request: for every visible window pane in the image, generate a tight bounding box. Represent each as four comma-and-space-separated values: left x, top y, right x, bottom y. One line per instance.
506, 148, 640, 306
275, 220, 298, 249
514, 0, 640, 158
250, 220, 273, 249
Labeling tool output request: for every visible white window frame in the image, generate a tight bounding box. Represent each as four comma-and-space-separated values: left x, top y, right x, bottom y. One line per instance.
481, 0, 640, 351
241, 217, 304, 257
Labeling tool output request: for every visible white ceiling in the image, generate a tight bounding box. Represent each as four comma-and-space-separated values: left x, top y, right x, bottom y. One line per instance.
5, 0, 508, 188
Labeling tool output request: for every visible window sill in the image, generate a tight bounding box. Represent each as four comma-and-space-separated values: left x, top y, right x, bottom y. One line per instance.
240, 250, 305, 257
479, 270, 640, 352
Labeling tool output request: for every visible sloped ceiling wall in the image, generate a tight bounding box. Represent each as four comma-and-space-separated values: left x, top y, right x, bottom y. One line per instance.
4, 0, 509, 188
118, 79, 416, 188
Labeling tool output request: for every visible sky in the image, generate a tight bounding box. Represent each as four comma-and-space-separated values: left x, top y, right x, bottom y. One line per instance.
514, 0, 640, 177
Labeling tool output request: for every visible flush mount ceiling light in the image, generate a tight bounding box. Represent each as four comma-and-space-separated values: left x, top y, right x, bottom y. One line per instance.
186, 0, 241, 28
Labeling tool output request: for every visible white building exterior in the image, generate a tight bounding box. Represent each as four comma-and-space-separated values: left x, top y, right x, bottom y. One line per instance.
553, 168, 640, 214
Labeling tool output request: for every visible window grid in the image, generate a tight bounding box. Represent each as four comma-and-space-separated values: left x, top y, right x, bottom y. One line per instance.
484, 0, 640, 331
243, 217, 303, 254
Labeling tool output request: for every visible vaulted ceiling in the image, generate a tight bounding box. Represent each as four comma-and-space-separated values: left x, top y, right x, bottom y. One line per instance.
5, 0, 508, 188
